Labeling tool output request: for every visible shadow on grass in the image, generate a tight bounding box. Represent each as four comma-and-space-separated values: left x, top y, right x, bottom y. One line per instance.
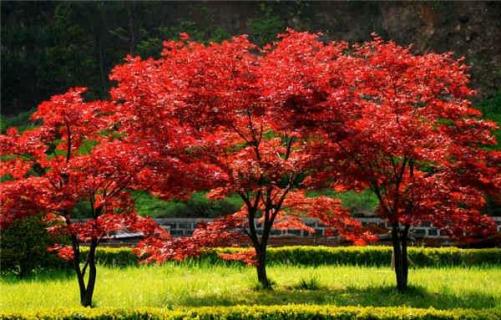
175, 285, 497, 310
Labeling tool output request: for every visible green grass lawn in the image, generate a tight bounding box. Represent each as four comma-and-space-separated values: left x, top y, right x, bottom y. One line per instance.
1, 264, 499, 312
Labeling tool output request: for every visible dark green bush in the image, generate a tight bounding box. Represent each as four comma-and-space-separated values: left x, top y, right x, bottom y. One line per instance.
0, 215, 62, 277
1, 305, 499, 320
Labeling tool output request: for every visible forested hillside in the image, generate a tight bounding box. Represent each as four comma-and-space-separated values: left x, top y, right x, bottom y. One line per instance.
2, 1, 500, 117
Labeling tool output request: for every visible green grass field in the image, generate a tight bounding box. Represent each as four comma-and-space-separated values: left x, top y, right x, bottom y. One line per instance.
1, 264, 499, 312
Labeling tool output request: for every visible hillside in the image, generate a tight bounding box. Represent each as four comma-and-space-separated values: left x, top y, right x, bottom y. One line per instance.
2, 1, 500, 116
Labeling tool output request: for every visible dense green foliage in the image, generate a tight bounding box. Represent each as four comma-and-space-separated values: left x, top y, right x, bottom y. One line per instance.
58, 246, 501, 268
0, 110, 35, 133
0, 215, 61, 277
477, 91, 501, 150
132, 191, 242, 218
131, 189, 375, 218
133, 190, 380, 219
248, 3, 286, 45
1, 265, 500, 311
477, 91, 501, 215
307, 190, 378, 216
2, 305, 500, 320
1, 2, 283, 115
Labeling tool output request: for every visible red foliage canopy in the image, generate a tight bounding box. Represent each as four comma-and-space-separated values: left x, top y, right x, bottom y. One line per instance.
110, 31, 376, 267
261, 31, 499, 240
0, 88, 165, 255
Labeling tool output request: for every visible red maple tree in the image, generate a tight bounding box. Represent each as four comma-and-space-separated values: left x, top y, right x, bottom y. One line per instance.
110, 33, 376, 288
262, 31, 499, 291
0, 88, 166, 306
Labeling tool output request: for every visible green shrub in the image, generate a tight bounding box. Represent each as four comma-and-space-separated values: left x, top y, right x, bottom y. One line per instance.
0, 110, 36, 133
0, 215, 62, 277
1, 305, 499, 320
248, 3, 285, 45
74, 246, 501, 269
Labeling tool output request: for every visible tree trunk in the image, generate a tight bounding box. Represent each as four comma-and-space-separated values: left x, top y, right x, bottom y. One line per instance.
80, 239, 98, 307
69, 236, 87, 305
401, 225, 410, 288
255, 245, 270, 289
391, 223, 409, 292
80, 266, 96, 306
242, 193, 275, 290
72, 238, 98, 307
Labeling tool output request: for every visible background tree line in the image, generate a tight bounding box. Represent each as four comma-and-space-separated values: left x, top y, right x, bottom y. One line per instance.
2, 1, 501, 117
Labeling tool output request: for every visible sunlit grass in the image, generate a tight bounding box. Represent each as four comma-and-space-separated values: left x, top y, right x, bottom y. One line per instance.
1, 264, 499, 311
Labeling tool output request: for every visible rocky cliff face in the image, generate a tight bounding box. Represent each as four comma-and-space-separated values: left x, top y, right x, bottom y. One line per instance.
377, 1, 500, 99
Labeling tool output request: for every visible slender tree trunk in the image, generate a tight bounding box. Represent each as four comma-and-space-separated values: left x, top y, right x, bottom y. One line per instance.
401, 225, 410, 288
77, 274, 87, 305
81, 239, 98, 307
71, 236, 98, 307
248, 228, 271, 288
391, 223, 410, 292
242, 192, 274, 289
255, 244, 270, 289
69, 236, 87, 305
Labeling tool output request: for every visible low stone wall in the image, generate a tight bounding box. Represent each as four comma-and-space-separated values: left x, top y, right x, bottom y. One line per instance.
102, 217, 501, 247
153, 216, 501, 239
